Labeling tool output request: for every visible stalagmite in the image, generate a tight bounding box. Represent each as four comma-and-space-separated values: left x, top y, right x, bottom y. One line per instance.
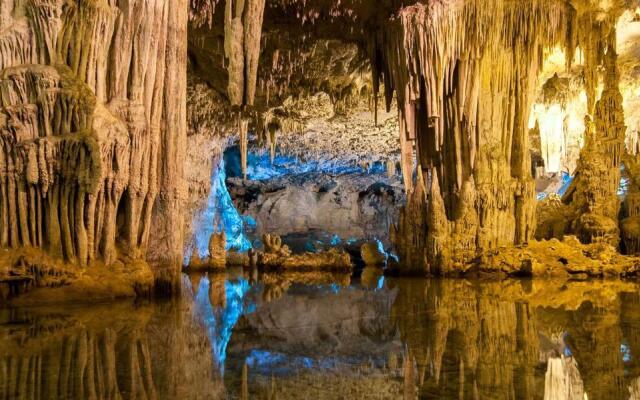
566, 33, 626, 247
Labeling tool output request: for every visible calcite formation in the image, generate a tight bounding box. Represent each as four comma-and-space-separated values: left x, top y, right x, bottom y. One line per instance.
370, 0, 640, 273
228, 171, 403, 242
360, 241, 388, 266
257, 233, 352, 271
563, 38, 627, 247
188, 231, 226, 269
2, 0, 640, 292
0, 0, 188, 295
372, 1, 579, 273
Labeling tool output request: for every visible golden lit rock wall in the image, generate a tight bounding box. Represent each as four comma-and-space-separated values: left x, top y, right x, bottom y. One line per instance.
0, 0, 188, 289
377, 1, 576, 273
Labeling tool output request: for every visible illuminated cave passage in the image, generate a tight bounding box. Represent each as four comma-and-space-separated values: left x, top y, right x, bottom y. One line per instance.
220, 144, 402, 255
3, 0, 640, 291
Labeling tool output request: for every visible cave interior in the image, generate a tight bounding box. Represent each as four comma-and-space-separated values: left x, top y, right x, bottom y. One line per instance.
3, 0, 640, 398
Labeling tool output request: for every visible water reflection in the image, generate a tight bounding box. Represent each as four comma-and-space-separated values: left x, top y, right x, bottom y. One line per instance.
2, 274, 640, 399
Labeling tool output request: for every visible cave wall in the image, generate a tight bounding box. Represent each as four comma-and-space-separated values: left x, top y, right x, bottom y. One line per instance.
0, 0, 188, 290
228, 171, 403, 244
372, 1, 575, 273
365, 0, 640, 273
186, 0, 640, 273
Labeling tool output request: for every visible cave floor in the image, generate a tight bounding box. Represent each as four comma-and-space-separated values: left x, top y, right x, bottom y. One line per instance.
1, 271, 638, 399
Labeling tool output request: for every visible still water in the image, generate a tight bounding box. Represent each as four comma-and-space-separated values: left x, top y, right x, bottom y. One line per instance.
1, 268, 640, 399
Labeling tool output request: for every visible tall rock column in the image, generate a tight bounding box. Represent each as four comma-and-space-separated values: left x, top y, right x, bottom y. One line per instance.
0, 0, 189, 292
378, 1, 573, 273
565, 33, 626, 248
148, 0, 189, 291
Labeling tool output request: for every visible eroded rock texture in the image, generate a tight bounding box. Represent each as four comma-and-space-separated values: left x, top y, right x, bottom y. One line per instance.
228, 172, 403, 241
0, 0, 188, 293
4, 0, 640, 286
184, 0, 640, 274
375, 1, 576, 273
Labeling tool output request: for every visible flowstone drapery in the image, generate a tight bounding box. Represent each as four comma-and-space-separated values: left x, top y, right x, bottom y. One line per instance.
564, 39, 627, 247
0, 0, 188, 295
374, 1, 576, 273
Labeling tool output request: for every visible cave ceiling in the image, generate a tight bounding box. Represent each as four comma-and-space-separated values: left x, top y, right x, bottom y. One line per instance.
187, 0, 640, 168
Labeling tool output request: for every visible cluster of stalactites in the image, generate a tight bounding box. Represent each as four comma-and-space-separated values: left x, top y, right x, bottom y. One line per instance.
189, 0, 268, 178
379, 0, 580, 273
0, 0, 186, 270
222, 0, 266, 178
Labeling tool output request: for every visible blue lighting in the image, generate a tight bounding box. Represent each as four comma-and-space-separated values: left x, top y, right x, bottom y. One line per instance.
537, 172, 573, 201
187, 159, 252, 263
562, 332, 573, 357
537, 168, 628, 201
330, 235, 342, 246
621, 342, 632, 363
193, 275, 252, 375
557, 172, 573, 197
619, 176, 629, 197
329, 283, 341, 294
224, 146, 387, 182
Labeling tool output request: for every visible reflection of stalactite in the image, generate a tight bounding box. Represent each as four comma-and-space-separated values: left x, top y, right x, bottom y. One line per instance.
403, 351, 417, 400
0, 323, 155, 399
565, 301, 626, 400
0, 279, 223, 398
390, 279, 640, 399
544, 356, 585, 399
209, 272, 227, 308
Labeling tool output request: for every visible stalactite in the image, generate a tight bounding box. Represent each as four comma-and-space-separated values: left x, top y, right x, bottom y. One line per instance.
239, 114, 249, 179
223, 0, 266, 106
1, 0, 189, 291
241, 362, 249, 400
372, 0, 597, 273
268, 126, 277, 164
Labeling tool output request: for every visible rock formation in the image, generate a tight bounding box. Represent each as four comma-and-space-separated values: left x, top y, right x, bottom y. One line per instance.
3, 0, 640, 294
228, 170, 403, 242
0, 0, 188, 296
563, 36, 627, 247
360, 241, 388, 266
257, 233, 352, 271
375, 1, 583, 273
